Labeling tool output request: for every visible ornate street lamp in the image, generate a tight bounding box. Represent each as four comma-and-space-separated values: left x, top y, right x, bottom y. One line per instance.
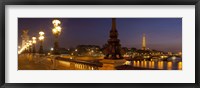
32, 37, 37, 53
38, 31, 45, 54
52, 19, 62, 55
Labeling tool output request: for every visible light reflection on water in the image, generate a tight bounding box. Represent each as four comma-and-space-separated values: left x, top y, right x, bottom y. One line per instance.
58, 57, 182, 70
178, 62, 182, 70
125, 60, 182, 70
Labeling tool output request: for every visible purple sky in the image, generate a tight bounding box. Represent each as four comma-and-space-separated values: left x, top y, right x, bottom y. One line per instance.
18, 18, 182, 53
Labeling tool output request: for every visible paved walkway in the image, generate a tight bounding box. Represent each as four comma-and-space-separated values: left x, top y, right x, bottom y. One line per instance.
18, 54, 72, 70
18, 54, 162, 70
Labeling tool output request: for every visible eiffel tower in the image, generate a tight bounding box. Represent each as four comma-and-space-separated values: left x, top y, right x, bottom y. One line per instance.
142, 33, 146, 50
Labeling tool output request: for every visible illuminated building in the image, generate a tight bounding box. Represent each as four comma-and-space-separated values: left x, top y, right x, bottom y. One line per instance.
75, 45, 101, 56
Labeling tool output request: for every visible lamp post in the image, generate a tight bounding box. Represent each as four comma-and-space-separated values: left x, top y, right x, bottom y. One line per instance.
38, 31, 45, 54
32, 37, 37, 53
52, 19, 62, 55
29, 40, 32, 53
26, 42, 29, 53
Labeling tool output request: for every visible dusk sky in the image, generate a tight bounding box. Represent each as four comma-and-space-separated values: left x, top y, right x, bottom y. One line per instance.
18, 18, 182, 53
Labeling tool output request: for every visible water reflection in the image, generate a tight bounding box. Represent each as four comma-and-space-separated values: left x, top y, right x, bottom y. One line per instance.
57, 57, 182, 70
160, 61, 164, 69
178, 62, 182, 70
125, 60, 182, 70
137, 61, 140, 67
144, 61, 147, 68
167, 62, 172, 70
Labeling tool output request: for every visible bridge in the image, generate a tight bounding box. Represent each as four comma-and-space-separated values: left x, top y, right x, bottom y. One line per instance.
126, 54, 182, 61
56, 57, 103, 67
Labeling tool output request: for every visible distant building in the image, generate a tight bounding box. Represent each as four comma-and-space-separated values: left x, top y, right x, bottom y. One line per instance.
75, 45, 101, 56
59, 48, 69, 54
168, 52, 172, 55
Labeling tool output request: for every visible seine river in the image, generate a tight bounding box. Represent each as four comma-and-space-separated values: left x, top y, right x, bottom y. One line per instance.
58, 57, 182, 70
124, 60, 182, 70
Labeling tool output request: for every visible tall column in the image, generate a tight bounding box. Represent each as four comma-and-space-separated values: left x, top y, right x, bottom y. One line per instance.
32, 44, 36, 53
53, 35, 60, 55
39, 41, 43, 54
21, 30, 29, 48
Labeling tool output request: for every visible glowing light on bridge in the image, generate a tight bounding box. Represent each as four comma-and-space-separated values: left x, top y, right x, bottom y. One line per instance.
52, 19, 62, 35
32, 37, 37, 44
39, 36, 44, 40
29, 40, 32, 45
52, 19, 61, 27
18, 45, 27, 54
50, 47, 54, 51
39, 31, 44, 36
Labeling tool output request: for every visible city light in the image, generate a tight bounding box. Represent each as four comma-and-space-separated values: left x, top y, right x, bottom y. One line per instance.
29, 41, 32, 46
26, 43, 29, 47
50, 47, 54, 51
18, 18, 182, 70
39, 31, 45, 41
18, 46, 27, 54
39, 36, 44, 40
38, 31, 45, 54
52, 20, 62, 35
32, 37, 37, 44
32, 37, 37, 53
56, 26, 62, 32
52, 28, 57, 34
32, 37, 36, 40
52, 19, 61, 26
39, 31, 44, 36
